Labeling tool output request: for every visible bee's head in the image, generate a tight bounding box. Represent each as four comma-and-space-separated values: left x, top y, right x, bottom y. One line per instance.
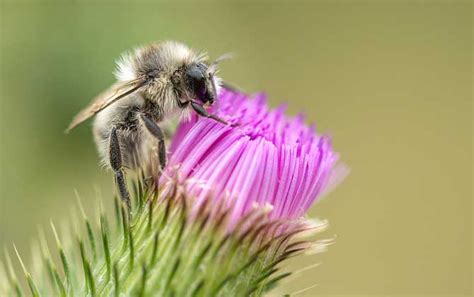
184, 63, 217, 105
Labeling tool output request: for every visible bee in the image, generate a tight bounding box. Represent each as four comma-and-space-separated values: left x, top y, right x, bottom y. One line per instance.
67, 41, 235, 209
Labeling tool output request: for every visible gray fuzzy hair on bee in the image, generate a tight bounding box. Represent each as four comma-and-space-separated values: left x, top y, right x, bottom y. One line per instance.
113, 41, 222, 117
67, 40, 238, 211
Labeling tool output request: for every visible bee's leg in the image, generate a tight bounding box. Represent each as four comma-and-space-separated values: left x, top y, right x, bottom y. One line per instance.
140, 114, 167, 170
109, 127, 131, 212
191, 101, 229, 125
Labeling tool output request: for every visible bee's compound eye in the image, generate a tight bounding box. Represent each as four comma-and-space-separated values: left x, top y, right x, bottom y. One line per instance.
186, 65, 205, 84
186, 64, 209, 103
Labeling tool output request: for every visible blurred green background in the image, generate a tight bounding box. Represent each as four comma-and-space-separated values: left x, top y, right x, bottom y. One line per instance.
0, 1, 472, 296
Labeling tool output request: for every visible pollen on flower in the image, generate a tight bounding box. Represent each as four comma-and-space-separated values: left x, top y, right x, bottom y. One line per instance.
251, 202, 274, 213
163, 89, 342, 227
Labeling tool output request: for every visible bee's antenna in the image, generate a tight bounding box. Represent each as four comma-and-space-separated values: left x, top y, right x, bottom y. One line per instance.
212, 53, 234, 65
209, 53, 234, 74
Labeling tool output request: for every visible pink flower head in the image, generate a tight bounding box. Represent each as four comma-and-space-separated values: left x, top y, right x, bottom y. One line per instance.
164, 89, 341, 224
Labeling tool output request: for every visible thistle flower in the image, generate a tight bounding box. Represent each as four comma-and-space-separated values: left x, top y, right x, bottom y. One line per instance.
165, 89, 340, 225
1, 89, 344, 297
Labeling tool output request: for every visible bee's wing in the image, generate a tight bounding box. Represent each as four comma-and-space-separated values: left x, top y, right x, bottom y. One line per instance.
66, 78, 147, 132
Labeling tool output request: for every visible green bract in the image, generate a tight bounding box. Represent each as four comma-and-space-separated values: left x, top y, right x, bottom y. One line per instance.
1, 178, 327, 297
